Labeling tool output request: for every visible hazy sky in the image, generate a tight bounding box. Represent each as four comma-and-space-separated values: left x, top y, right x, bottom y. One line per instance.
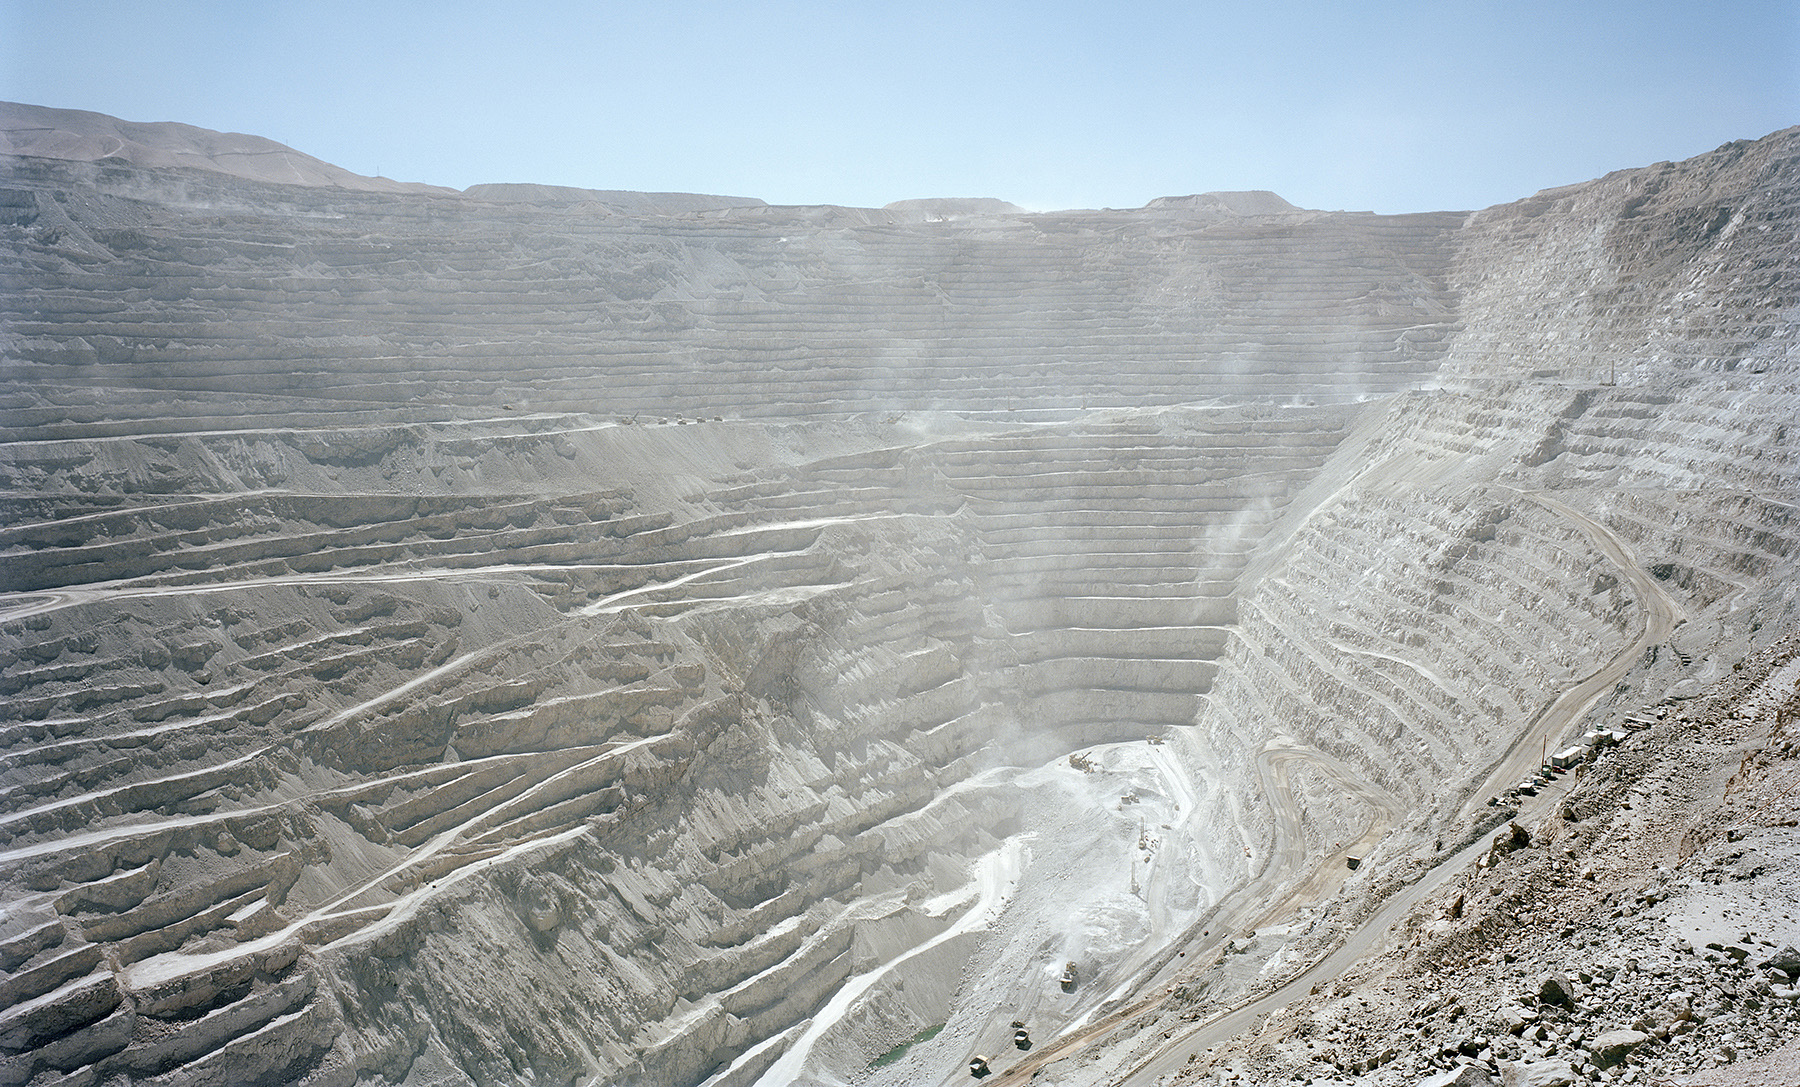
2, 0, 1794, 213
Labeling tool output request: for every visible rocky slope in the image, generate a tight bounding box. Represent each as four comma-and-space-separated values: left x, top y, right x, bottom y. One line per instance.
1103, 632, 1800, 1087
0, 103, 1796, 1087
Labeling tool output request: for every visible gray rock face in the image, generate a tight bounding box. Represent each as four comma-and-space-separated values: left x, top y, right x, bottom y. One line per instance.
0, 113, 1796, 1087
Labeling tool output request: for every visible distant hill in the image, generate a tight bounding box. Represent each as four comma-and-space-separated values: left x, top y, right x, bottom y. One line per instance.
1143, 190, 1301, 214
0, 102, 776, 212
462, 183, 766, 214
0, 101, 456, 194
882, 196, 1028, 217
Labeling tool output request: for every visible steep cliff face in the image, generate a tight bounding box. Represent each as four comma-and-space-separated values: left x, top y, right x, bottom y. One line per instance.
0, 111, 1795, 1087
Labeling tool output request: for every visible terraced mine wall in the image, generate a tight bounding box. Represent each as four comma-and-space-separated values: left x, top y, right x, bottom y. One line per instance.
0, 120, 1796, 1087
0, 151, 1463, 435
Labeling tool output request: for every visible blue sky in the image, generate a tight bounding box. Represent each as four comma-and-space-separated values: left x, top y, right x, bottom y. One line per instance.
2, 0, 1794, 212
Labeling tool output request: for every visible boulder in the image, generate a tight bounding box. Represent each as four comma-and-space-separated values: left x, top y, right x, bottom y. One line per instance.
1536, 972, 1573, 1007
1586, 1028, 1649, 1067
1498, 1057, 1578, 1087
1421, 1064, 1498, 1087
1658, 990, 1693, 1023
1495, 1004, 1530, 1035
1761, 945, 1800, 977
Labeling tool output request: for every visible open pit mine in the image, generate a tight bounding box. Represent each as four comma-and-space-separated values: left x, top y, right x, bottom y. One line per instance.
2, 103, 1799, 1087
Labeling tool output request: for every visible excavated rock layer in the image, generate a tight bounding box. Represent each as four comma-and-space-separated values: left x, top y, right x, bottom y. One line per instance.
0, 116, 1796, 1087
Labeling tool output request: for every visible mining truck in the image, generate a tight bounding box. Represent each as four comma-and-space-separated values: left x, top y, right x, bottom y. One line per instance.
969, 1054, 991, 1078
1060, 961, 1078, 991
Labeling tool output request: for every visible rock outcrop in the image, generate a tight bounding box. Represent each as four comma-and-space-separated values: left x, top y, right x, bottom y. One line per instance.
0, 109, 1795, 1087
